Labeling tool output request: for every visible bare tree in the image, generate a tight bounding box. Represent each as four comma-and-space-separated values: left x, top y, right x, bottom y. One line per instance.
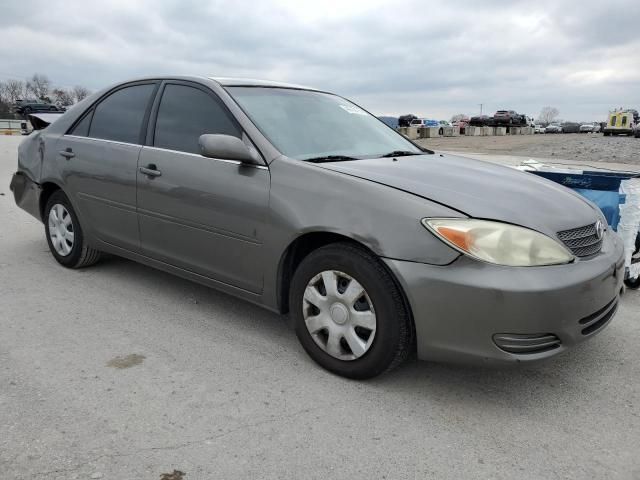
2, 79, 26, 104
72, 85, 90, 102
26, 73, 51, 100
0, 82, 9, 116
538, 106, 559, 125
450, 113, 468, 123
51, 88, 75, 106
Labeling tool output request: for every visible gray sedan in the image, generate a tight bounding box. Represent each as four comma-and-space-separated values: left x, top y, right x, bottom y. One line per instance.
10, 76, 624, 378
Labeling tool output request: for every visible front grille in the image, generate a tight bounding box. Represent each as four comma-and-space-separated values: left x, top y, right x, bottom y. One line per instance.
579, 298, 618, 335
557, 223, 603, 257
493, 333, 561, 354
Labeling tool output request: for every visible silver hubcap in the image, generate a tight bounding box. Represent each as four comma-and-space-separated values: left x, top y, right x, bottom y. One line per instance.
303, 270, 376, 361
48, 204, 74, 256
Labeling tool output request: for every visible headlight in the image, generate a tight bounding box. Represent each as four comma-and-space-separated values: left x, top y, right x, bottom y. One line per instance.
422, 218, 574, 267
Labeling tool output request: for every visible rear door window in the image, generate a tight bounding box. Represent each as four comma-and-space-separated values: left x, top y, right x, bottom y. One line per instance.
89, 84, 156, 144
153, 84, 241, 155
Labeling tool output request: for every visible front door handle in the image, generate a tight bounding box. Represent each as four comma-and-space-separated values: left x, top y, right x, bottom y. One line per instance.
139, 164, 162, 177
59, 148, 75, 159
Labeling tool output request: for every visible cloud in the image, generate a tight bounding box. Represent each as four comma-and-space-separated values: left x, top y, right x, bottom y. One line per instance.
1, 0, 638, 120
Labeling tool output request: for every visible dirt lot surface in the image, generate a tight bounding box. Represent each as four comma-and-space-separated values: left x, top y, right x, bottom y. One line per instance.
417, 133, 639, 166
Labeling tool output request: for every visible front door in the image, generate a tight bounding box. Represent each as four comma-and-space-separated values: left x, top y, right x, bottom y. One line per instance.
136, 82, 270, 293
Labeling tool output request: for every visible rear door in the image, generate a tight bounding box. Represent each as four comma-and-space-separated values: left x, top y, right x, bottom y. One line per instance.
137, 81, 270, 293
57, 82, 158, 251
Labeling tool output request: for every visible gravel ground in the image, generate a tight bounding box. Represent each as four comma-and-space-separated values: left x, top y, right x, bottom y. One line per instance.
417, 133, 639, 165
1, 135, 640, 479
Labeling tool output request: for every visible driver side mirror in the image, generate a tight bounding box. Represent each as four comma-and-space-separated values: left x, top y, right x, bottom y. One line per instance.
198, 134, 263, 166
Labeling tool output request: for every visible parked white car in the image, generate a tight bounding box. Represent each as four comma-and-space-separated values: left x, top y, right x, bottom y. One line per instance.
579, 123, 601, 133
534, 125, 546, 134
545, 124, 563, 133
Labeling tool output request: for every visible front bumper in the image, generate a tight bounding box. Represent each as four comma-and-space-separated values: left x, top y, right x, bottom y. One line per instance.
384, 231, 625, 364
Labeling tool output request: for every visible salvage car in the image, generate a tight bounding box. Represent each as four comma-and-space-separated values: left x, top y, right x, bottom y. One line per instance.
493, 110, 526, 126
534, 124, 546, 134
10, 76, 624, 379
580, 122, 601, 133
14, 99, 63, 114
561, 122, 581, 134
410, 118, 439, 128
545, 123, 563, 133
469, 115, 494, 127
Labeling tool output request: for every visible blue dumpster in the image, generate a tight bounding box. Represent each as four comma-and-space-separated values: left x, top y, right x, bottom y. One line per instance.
527, 168, 640, 289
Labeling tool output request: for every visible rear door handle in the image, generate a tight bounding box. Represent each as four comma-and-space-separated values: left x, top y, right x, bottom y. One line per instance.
139, 164, 162, 177
59, 148, 75, 159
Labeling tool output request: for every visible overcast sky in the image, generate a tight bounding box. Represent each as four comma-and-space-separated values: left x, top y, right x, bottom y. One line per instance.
1, 0, 639, 121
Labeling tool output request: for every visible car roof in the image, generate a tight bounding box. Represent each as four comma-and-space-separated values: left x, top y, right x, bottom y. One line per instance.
209, 76, 319, 91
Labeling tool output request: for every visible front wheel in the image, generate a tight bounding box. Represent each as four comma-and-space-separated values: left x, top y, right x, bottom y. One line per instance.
44, 190, 101, 268
290, 243, 412, 379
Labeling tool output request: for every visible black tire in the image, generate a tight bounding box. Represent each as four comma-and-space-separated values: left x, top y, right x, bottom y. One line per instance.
289, 243, 412, 379
625, 277, 640, 290
44, 190, 101, 268
438, 127, 444, 136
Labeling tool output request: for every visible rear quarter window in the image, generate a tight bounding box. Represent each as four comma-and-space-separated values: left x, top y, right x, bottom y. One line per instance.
70, 111, 93, 137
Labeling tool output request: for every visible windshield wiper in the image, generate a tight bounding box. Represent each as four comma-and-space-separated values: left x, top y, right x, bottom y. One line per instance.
379, 150, 422, 158
304, 155, 360, 163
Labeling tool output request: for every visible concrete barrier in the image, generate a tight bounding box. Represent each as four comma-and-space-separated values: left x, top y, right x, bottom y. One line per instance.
509, 127, 521, 135
419, 127, 441, 138
465, 126, 481, 136
441, 126, 460, 137
521, 126, 533, 135
406, 126, 420, 139
494, 127, 506, 136
481, 126, 494, 136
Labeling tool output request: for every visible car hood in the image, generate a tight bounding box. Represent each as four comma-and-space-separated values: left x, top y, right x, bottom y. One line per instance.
316, 153, 599, 237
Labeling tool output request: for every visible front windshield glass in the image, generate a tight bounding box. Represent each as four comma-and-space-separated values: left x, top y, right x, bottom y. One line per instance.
227, 87, 422, 160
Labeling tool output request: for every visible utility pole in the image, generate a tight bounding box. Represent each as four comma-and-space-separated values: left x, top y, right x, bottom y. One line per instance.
479, 103, 483, 115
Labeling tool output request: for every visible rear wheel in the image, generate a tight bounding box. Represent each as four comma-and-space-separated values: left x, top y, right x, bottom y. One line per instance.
44, 190, 101, 268
290, 243, 411, 379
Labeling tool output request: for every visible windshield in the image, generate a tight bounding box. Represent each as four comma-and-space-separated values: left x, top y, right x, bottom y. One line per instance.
227, 87, 422, 160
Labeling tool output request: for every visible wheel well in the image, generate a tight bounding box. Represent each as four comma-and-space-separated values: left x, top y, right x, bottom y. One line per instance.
276, 232, 413, 318
39, 182, 61, 220
277, 231, 416, 351
277, 232, 365, 314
